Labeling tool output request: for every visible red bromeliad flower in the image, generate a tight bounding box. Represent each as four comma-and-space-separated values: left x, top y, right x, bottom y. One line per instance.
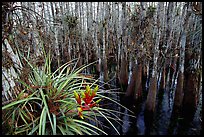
84, 85, 98, 105
89, 98, 101, 108
74, 85, 101, 119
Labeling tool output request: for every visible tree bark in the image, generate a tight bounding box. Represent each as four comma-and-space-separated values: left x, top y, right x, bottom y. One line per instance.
144, 76, 157, 134
134, 63, 143, 101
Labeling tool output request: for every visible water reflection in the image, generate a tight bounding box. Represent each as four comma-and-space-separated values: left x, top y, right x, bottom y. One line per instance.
99, 71, 201, 135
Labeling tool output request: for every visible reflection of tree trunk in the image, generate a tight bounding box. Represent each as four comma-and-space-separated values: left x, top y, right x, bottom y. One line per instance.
144, 76, 157, 134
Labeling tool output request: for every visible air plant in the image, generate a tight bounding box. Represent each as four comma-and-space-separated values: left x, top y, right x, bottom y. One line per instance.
2, 50, 135, 135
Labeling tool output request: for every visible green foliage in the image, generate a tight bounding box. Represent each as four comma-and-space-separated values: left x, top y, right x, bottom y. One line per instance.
2, 51, 135, 135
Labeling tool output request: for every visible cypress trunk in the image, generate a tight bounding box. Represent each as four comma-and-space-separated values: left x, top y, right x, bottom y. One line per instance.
182, 72, 199, 123
144, 76, 157, 134
76, 52, 82, 68
172, 72, 184, 115
142, 64, 148, 99
159, 67, 166, 92
103, 55, 109, 83
168, 71, 184, 134
126, 65, 136, 97
119, 58, 128, 91
134, 63, 143, 102
124, 64, 136, 108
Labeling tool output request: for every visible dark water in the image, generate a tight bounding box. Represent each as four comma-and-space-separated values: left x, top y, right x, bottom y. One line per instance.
122, 86, 202, 135
87, 64, 202, 135
98, 74, 202, 135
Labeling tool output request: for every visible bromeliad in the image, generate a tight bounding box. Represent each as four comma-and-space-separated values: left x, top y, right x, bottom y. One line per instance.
74, 91, 81, 105
77, 107, 84, 119
74, 85, 101, 119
